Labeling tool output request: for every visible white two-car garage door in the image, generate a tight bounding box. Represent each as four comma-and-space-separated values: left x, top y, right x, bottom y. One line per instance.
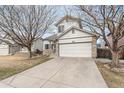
59, 43, 92, 57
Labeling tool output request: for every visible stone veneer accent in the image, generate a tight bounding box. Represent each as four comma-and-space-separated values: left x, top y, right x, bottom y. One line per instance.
92, 36, 97, 58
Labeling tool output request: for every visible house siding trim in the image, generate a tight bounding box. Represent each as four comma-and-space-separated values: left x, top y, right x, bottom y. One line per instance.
59, 41, 92, 45
57, 27, 97, 39
59, 36, 94, 40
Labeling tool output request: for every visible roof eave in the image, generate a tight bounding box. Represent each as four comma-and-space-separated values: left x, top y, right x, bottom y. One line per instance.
56, 26, 100, 39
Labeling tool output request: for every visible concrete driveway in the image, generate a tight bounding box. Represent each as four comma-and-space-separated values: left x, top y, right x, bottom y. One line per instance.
0, 57, 107, 88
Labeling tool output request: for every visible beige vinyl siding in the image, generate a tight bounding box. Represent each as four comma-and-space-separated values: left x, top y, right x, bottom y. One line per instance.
32, 39, 43, 51
43, 40, 50, 50
58, 20, 80, 31
59, 29, 92, 39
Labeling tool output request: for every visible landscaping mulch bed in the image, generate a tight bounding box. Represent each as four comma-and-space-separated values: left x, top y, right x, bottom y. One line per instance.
96, 61, 124, 88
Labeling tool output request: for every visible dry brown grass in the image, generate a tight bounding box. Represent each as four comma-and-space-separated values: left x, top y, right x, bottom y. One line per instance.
0, 53, 52, 80
96, 61, 124, 88
0, 52, 30, 61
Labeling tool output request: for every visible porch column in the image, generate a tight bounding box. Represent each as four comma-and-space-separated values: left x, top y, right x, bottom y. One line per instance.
55, 41, 59, 56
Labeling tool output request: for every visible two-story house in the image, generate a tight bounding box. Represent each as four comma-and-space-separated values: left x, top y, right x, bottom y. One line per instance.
43, 15, 99, 58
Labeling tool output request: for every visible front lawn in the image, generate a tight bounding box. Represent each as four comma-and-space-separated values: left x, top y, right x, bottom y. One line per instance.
0, 53, 52, 80
96, 60, 124, 88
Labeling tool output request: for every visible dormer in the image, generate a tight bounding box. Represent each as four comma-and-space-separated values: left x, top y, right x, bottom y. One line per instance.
55, 15, 82, 33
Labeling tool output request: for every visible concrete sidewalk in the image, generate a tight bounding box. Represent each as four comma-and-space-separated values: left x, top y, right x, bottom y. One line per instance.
0, 57, 107, 88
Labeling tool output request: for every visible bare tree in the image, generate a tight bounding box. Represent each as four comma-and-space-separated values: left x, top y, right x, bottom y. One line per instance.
0, 5, 57, 58
75, 5, 124, 68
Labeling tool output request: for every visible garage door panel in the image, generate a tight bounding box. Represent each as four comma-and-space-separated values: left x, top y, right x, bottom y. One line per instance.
59, 43, 92, 57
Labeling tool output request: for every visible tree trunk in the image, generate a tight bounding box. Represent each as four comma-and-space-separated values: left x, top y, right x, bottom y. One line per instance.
28, 47, 32, 59
111, 51, 119, 67
110, 38, 120, 68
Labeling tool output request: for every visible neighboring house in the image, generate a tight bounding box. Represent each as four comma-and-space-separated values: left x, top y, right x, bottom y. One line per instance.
0, 39, 20, 55
0, 35, 43, 55
21, 38, 43, 52
43, 34, 57, 54
43, 15, 99, 58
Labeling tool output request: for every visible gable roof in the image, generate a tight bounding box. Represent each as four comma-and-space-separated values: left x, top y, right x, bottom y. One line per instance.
55, 15, 81, 26
56, 26, 99, 39
43, 34, 57, 41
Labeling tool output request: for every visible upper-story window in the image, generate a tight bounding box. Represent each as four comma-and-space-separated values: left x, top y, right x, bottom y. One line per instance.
45, 44, 49, 49
58, 25, 64, 33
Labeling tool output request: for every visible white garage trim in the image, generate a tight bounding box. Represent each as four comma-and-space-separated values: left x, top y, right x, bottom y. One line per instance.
59, 42, 92, 57
59, 36, 93, 40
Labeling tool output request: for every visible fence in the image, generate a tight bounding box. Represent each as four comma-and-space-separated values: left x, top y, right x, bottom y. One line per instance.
97, 48, 124, 59
97, 48, 112, 58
